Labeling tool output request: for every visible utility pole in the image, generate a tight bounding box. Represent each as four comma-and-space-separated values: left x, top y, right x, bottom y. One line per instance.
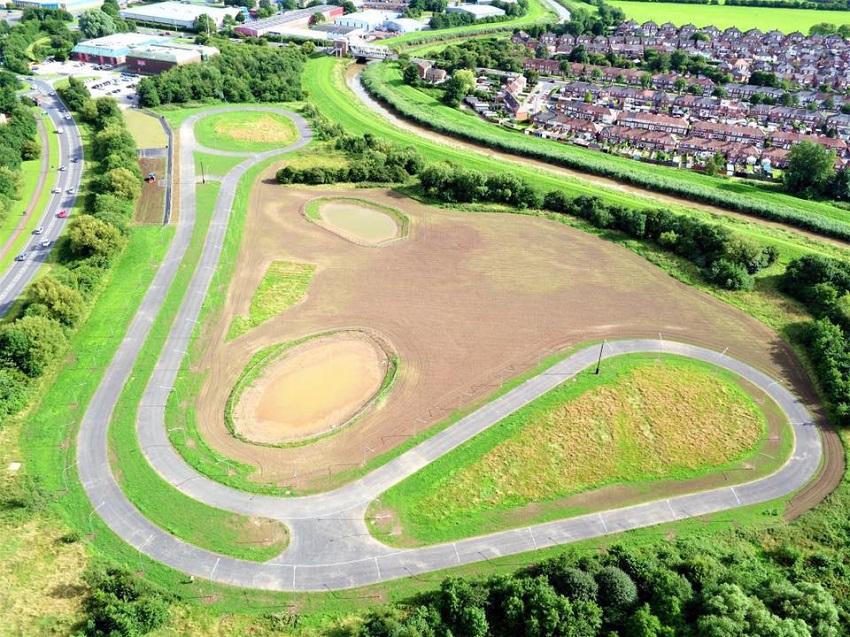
594, 340, 606, 375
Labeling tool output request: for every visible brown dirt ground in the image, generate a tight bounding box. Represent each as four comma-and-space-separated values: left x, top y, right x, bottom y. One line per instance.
191, 178, 838, 496
233, 331, 389, 444
134, 157, 166, 224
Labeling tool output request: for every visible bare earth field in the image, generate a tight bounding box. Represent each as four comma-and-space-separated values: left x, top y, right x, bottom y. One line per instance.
233, 330, 390, 444
190, 177, 824, 492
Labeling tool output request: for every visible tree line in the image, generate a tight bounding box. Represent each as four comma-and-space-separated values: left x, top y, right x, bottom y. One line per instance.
136, 43, 304, 107
345, 539, 841, 636
782, 254, 850, 423
0, 80, 140, 421
0, 72, 40, 230
276, 132, 424, 185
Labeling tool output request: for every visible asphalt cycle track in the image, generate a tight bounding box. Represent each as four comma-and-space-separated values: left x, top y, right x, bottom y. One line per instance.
77, 107, 823, 592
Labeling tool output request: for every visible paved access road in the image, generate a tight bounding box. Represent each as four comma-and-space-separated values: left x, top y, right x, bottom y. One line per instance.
0, 79, 83, 317
77, 108, 822, 592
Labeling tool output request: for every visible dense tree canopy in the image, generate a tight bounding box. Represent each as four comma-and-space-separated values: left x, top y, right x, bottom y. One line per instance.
137, 43, 304, 107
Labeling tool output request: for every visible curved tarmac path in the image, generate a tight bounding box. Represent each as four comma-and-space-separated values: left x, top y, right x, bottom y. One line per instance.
78, 107, 823, 592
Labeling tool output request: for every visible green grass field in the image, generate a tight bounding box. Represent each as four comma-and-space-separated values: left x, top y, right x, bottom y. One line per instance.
108, 180, 290, 562
369, 354, 791, 545
122, 109, 167, 149
227, 260, 316, 340
608, 1, 850, 32
363, 61, 850, 236
193, 110, 298, 153
0, 112, 58, 274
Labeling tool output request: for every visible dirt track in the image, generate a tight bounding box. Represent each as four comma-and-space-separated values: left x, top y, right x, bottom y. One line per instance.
187, 180, 838, 495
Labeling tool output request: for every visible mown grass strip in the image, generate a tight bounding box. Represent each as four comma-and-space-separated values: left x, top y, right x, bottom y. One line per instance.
194, 111, 298, 153
362, 60, 850, 241
109, 180, 289, 562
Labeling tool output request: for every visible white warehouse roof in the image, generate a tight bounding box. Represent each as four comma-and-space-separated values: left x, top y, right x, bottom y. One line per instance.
446, 3, 505, 17
120, 1, 240, 29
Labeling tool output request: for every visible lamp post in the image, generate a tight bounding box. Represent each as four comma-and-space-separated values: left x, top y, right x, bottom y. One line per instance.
594, 340, 606, 375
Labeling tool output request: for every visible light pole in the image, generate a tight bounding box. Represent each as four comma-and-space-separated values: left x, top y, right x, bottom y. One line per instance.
594, 340, 606, 375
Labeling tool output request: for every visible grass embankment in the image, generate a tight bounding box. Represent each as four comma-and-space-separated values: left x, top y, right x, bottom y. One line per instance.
123, 109, 167, 149
304, 57, 850, 263
362, 61, 850, 241
228, 260, 315, 340
383, 0, 554, 49
109, 180, 290, 562
0, 112, 58, 274
194, 110, 298, 153
608, 0, 850, 32
369, 354, 791, 546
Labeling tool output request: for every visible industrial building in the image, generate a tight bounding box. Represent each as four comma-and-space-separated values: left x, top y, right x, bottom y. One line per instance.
125, 42, 218, 74
12, 0, 103, 13
333, 9, 398, 31
446, 3, 505, 18
71, 33, 167, 65
233, 4, 343, 37
382, 17, 425, 33
119, 1, 241, 30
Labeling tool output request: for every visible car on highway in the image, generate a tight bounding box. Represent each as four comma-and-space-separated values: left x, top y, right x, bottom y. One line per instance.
51, 187, 60, 194
67, 187, 75, 194
40, 239, 53, 249
56, 128, 63, 134
14, 252, 27, 262
71, 157, 79, 163
64, 114, 71, 121
33, 226, 43, 235
58, 165, 65, 171
56, 209, 68, 218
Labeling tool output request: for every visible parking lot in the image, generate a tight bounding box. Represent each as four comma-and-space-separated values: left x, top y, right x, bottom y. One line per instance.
32, 60, 140, 107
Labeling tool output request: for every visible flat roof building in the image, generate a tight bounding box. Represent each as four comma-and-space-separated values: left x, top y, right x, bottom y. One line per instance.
119, 1, 240, 30
383, 17, 425, 32
446, 3, 505, 18
71, 33, 167, 65
334, 9, 398, 31
233, 5, 343, 37
125, 42, 218, 74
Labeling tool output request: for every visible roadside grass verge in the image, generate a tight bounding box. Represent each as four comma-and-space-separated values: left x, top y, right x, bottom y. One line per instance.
194, 111, 298, 153
123, 109, 167, 149
368, 353, 792, 546
304, 57, 850, 259
0, 111, 58, 274
227, 260, 316, 340
608, 0, 850, 32
109, 180, 290, 562
362, 60, 850, 241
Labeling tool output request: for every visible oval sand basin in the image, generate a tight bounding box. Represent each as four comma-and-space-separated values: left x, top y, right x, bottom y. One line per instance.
234, 333, 389, 444
318, 200, 400, 246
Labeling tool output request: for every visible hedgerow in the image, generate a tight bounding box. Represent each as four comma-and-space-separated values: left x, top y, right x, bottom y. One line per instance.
361, 62, 850, 241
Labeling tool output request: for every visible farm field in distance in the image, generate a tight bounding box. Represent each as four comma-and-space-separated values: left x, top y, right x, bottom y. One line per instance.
607, 0, 850, 31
